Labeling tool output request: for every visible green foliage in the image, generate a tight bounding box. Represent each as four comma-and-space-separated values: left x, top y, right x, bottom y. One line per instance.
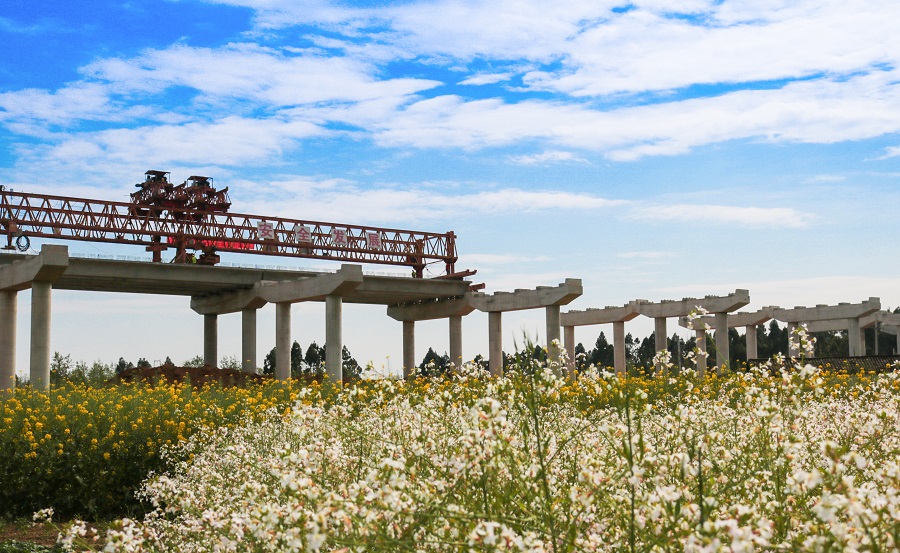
417, 347, 450, 376
0, 540, 57, 553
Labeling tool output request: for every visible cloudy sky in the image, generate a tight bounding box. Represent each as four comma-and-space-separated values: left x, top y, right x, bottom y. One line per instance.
2, 0, 900, 373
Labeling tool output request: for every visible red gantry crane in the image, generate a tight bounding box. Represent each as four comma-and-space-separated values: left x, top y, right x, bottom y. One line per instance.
0, 171, 465, 278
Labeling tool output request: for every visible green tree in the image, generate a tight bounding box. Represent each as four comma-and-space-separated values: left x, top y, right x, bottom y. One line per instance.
304, 342, 324, 372
574, 342, 588, 370
589, 332, 615, 368
182, 355, 205, 368
342, 345, 362, 379
290, 341, 304, 376
136, 358, 151, 368
50, 352, 73, 386
115, 357, 133, 375
262, 347, 276, 375
418, 347, 449, 377
220, 355, 241, 370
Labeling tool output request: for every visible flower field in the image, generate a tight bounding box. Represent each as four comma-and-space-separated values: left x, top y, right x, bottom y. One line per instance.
0, 380, 309, 519
29, 355, 897, 552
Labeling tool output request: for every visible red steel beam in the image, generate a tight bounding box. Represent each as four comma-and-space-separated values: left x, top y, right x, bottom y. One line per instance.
0, 188, 457, 277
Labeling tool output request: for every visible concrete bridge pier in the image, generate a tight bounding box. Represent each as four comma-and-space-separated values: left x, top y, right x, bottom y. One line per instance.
714, 312, 729, 373
203, 313, 217, 367
654, 317, 667, 374
695, 328, 708, 377
745, 325, 758, 360
325, 294, 343, 382
488, 312, 503, 376
613, 320, 626, 375
241, 308, 257, 373
546, 305, 561, 362
29, 281, 52, 389
275, 302, 291, 380
0, 290, 16, 392
449, 315, 463, 368
848, 317, 862, 356
402, 321, 415, 378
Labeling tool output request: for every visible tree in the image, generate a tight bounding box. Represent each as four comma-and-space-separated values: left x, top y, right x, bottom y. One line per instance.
634, 333, 657, 373
220, 355, 241, 370
588, 332, 615, 368
115, 357, 134, 375
418, 347, 449, 377
574, 342, 587, 370
182, 355, 205, 368
342, 345, 362, 379
290, 341, 304, 376
304, 342, 324, 372
136, 358, 151, 368
262, 347, 276, 375
50, 352, 73, 386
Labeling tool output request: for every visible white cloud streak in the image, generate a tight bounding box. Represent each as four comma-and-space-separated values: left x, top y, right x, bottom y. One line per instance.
627, 203, 815, 228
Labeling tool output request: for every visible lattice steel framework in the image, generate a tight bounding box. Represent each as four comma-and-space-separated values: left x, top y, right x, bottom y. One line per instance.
0, 188, 458, 277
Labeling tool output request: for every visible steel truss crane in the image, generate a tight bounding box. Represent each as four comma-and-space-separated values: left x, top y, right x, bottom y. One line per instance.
0, 172, 462, 278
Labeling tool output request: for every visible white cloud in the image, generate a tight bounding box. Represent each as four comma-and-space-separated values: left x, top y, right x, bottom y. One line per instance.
874, 146, 900, 160
83, 43, 440, 107
209, 0, 900, 98
459, 73, 514, 86
33, 116, 327, 167
461, 253, 551, 265
236, 179, 624, 225
367, 70, 900, 158
0, 83, 150, 128
507, 151, 588, 165
627, 203, 815, 228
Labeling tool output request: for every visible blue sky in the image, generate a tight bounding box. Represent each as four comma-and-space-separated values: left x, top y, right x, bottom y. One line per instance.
2, 0, 900, 373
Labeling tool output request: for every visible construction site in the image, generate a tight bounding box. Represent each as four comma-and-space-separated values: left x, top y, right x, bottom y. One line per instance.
2, 171, 898, 392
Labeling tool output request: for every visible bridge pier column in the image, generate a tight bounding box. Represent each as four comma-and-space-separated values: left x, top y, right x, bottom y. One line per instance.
488, 312, 502, 376
613, 320, 626, 375
0, 290, 16, 392
546, 305, 561, 363
695, 328, 707, 377
848, 317, 862, 356
745, 324, 758, 361
715, 312, 729, 373
325, 295, 342, 382
275, 302, 291, 380
30, 281, 52, 390
654, 317, 667, 374
403, 321, 415, 379
203, 314, 217, 367
241, 308, 257, 373
449, 316, 462, 369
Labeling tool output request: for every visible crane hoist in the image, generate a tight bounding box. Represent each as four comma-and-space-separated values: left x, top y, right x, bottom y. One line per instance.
0, 170, 466, 278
